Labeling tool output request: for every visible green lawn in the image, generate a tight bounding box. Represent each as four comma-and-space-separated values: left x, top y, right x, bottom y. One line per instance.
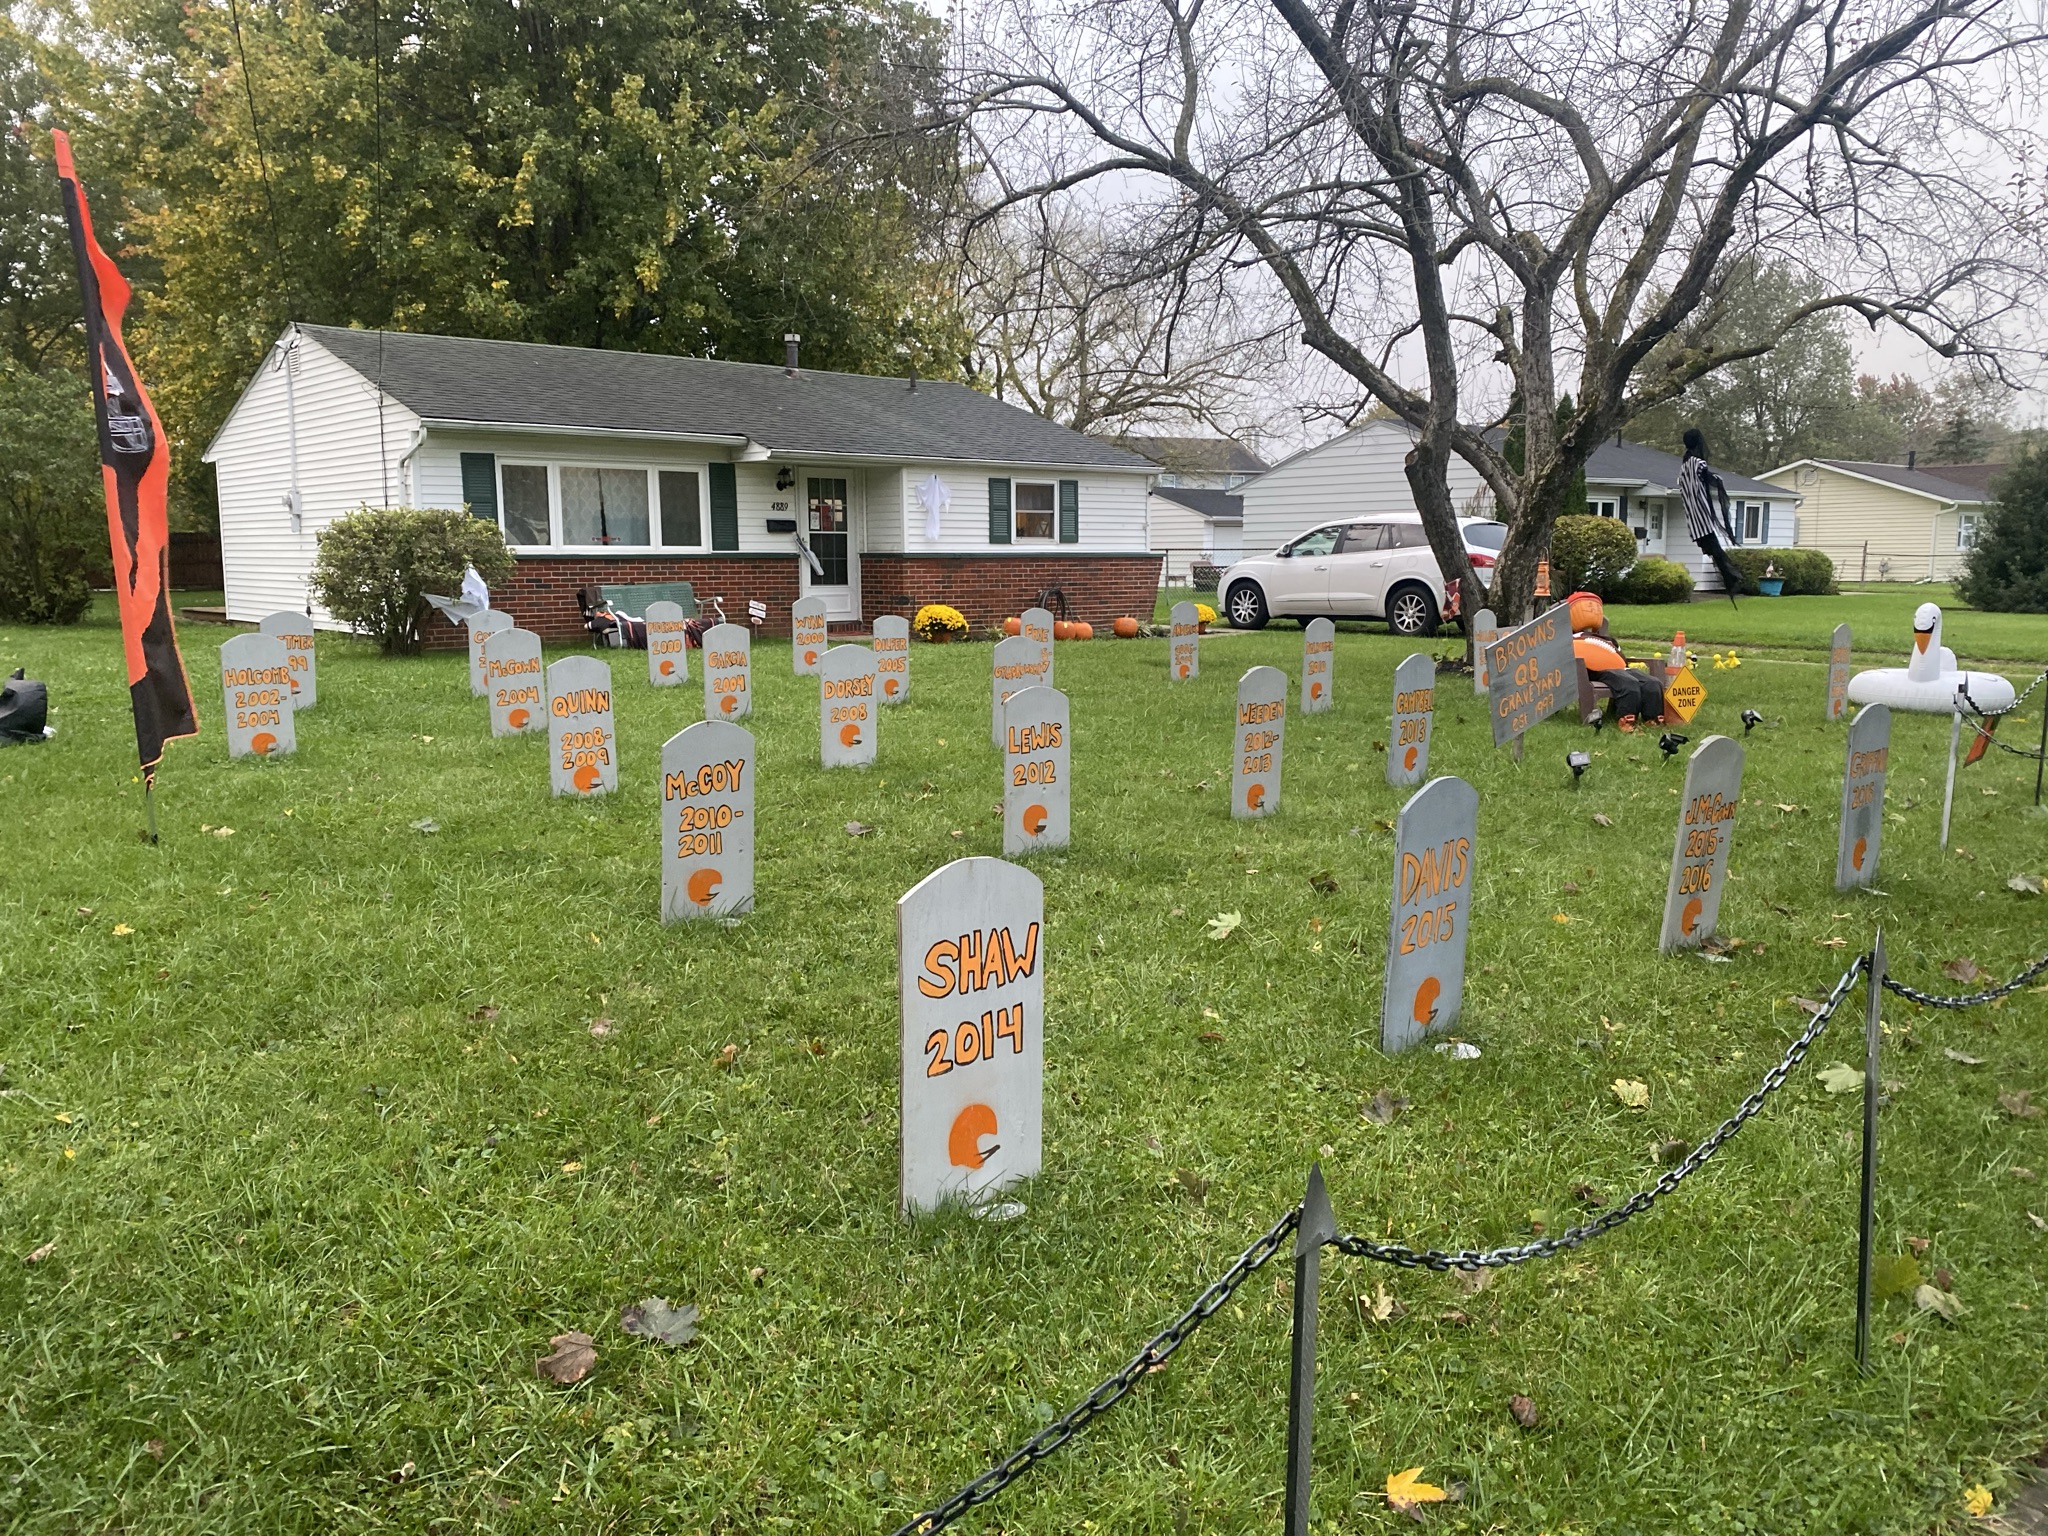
4, 600, 2048, 1533
1605, 585, 2048, 666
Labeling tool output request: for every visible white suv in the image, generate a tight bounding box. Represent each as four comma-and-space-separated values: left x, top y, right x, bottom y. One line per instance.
1218, 515, 1504, 636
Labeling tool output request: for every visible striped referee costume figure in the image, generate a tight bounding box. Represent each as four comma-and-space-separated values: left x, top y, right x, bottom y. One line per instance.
1679, 427, 1743, 606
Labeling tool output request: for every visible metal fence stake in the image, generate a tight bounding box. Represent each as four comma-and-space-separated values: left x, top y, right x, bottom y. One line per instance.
1284, 1164, 1337, 1536
1856, 930, 1884, 1376
2036, 679, 2046, 806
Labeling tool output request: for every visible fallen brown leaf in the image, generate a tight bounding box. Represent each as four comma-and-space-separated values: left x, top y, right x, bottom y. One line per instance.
24, 1240, 55, 1265
1453, 1267, 1494, 1296
1361, 1089, 1410, 1125
587, 1018, 614, 1039
2000, 1089, 2045, 1119
1509, 1393, 1539, 1428
144, 1438, 164, 1460
1592, 813, 1614, 827
1905, 1236, 1931, 1256
535, 1330, 596, 1385
714, 1044, 738, 1071
1198, 1029, 1225, 1043
1943, 957, 1983, 983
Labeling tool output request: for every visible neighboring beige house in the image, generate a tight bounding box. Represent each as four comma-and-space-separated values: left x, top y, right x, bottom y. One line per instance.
1760, 457, 1998, 583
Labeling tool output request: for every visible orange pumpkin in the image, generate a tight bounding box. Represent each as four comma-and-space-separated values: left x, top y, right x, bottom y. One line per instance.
1073, 621, 1094, 640
1567, 590, 1604, 634
1112, 616, 1140, 638
1003, 616, 1021, 636
1052, 619, 1076, 640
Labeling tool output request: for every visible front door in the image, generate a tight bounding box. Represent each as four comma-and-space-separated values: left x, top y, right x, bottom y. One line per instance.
803, 476, 858, 621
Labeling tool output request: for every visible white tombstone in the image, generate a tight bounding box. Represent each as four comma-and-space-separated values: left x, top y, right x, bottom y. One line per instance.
1826, 622, 1852, 722
1837, 703, 1891, 892
1485, 603, 1573, 745
258, 611, 316, 710
1002, 686, 1070, 855
702, 622, 752, 721
1659, 734, 1744, 953
481, 626, 545, 736
898, 857, 1044, 1217
467, 609, 512, 697
661, 720, 755, 921
820, 644, 879, 768
645, 600, 689, 687
1300, 616, 1334, 714
1470, 607, 1498, 696
1380, 775, 1478, 1053
1232, 665, 1286, 819
990, 634, 1051, 748
1388, 652, 1436, 787
220, 633, 296, 759
1019, 605, 1056, 688
873, 615, 911, 705
1169, 600, 1200, 682
547, 654, 618, 797
792, 596, 829, 676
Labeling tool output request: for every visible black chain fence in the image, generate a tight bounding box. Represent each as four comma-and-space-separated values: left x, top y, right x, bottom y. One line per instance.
1961, 670, 2048, 760
885, 943, 2048, 1535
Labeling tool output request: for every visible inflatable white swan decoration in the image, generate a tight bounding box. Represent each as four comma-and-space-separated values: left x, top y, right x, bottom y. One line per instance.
1845, 602, 2015, 714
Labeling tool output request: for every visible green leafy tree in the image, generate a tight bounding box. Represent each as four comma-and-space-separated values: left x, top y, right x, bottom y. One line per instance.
1956, 447, 2048, 613
309, 507, 515, 654
56, 0, 964, 520
0, 361, 102, 624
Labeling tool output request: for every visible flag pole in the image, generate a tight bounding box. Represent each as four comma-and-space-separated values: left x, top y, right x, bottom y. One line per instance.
143, 769, 159, 845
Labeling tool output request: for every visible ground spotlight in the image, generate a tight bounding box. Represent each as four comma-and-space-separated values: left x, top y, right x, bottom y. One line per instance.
1659, 731, 1689, 761
1567, 750, 1591, 782
1741, 709, 1764, 735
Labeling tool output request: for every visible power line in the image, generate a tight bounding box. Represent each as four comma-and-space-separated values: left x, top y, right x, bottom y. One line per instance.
224, 0, 296, 320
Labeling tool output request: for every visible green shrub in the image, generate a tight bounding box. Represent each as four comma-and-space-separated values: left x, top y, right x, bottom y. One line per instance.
1550, 514, 1639, 597
310, 507, 516, 654
0, 364, 102, 625
1726, 546, 1838, 596
1619, 556, 1695, 604
1956, 448, 2048, 613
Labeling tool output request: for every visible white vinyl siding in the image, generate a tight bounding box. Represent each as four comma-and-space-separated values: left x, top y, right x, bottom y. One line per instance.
893, 463, 1149, 553
1238, 419, 1490, 555
206, 331, 420, 627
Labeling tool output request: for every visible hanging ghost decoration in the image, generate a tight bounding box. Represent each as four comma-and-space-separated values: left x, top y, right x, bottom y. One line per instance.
916, 474, 950, 542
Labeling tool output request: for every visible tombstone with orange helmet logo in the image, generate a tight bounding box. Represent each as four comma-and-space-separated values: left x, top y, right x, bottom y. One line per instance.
547, 654, 616, 797
791, 596, 828, 676
1301, 616, 1334, 713
1002, 686, 1069, 855
481, 627, 544, 736
220, 633, 296, 759
645, 601, 689, 687
898, 857, 1044, 1217
660, 719, 754, 922
819, 644, 878, 768
1231, 665, 1285, 819
1837, 704, 1889, 892
1388, 651, 1435, 787
873, 614, 911, 704
702, 622, 752, 721
1660, 735, 1743, 953
1381, 775, 1477, 1052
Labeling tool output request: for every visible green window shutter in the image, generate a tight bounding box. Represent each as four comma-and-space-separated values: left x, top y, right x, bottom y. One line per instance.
708, 462, 739, 551
460, 452, 498, 521
987, 478, 1012, 545
1058, 479, 1079, 544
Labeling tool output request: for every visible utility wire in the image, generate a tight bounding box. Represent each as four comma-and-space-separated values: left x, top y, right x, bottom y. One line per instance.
224, 0, 296, 320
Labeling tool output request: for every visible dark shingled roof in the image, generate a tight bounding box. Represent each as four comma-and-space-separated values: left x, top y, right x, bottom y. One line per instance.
1115, 435, 1270, 475
1813, 459, 1995, 504
297, 325, 1151, 471
1580, 437, 1793, 499
1151, 486, 1244, 522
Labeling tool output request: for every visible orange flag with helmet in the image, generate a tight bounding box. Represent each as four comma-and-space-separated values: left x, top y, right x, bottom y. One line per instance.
51, 129, 198, 802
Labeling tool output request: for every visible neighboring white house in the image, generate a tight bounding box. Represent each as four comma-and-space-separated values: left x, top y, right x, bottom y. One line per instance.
1146, 487, 1244, 584
1758, 457, 1996, 583
204, 324, 1160, 640
1237, 418, 1801, 593
1114, 434, 1269, 490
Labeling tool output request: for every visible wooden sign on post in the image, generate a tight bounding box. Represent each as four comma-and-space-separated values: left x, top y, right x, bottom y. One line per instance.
702, 622, 752, 720
873, 615, 911, 705
1380, 775, 1477, 1053
646, 601, 689, 687
792, 596, 829, 675
1470, 607, 1497, 695
660, 720, 754, 921
1301, 617, 1334, 713
1002, 686, 1069, 855
1388, 652, 1435, 786
258, 611, 316, 710
547, 654, 617, 797
820, 644, 879, 768
1485, 604, 1572, 747
1232, 665, 1286, 819
1020, 605, 1055, 688
898, 857, 1045, 1217
1169, 601, 1200, 682
1837, 703, 1891, 891
468, 609, 512, 696
1826, 623, 1853, 721
1659, 735, 1743, 953
220, 633, 296, 758
990, 635, 1050, 748
481, 627, 545, 736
